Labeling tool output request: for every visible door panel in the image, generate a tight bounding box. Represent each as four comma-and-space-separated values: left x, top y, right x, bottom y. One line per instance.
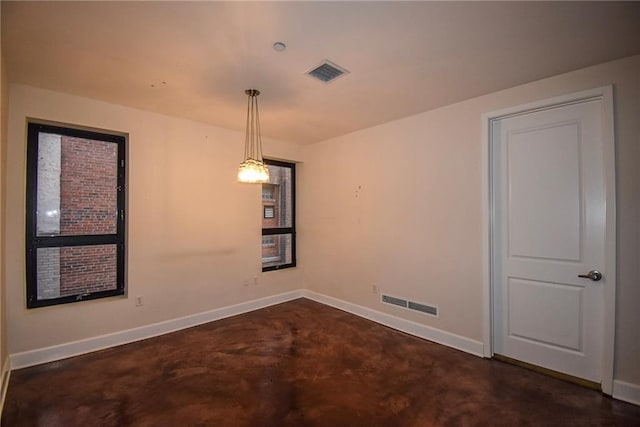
492, 99, 606, 383
508, 278, 583, 351
508, 122, 582, 261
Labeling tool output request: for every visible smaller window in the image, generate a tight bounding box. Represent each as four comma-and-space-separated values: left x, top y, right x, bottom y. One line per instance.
261, 160, 295, 271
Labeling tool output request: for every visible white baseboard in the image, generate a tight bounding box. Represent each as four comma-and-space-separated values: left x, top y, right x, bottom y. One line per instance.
8, 289, 485, 371
10, 290, 304, 370
0, 357, 10, 417
302, 290, 485, 357
7, 288, 637, 407
613, 380, 640, 406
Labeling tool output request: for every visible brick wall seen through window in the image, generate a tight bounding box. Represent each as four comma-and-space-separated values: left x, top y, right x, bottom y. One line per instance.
26, 122, 126, 308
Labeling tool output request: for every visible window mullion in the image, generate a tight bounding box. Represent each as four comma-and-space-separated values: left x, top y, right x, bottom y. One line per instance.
261, 227, 294, 236
33, 234, 120, 248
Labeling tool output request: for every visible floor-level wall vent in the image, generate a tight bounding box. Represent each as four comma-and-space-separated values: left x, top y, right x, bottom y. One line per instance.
381, 294, 407, 308
381, 294, 438, 317
408, 301, 438, 316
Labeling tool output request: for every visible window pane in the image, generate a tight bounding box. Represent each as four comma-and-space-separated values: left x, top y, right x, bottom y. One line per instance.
36, 132, 118, 236
36, 245, 117, 299
262, 236, 275, 247
262, 185, 275, 200
262, 164, 292, 229
262, 233, 292, 269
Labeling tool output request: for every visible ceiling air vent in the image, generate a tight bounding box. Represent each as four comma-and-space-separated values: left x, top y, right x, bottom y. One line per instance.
306, 60, 350, 83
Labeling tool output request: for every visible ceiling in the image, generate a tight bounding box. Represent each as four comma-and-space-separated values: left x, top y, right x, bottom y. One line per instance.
3, 1, 640, 145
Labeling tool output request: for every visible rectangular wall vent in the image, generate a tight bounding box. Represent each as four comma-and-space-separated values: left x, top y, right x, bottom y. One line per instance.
381, 294, 438, 317
306, 60, 350, 83
408, 301, 438, 316
381, 294, 407, 308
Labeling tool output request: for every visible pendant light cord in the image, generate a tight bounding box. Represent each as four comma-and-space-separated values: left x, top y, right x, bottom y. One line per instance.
244, 89, 263, 162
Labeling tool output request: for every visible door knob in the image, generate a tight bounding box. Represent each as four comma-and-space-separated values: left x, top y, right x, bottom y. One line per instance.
578, 270, 602, 281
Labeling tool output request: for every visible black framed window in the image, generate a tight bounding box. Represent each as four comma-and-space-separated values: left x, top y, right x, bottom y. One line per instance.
25, 121, 126, 308
261, 159, 295, 271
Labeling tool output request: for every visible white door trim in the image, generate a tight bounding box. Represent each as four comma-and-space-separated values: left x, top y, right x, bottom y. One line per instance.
481, 86, 616, 394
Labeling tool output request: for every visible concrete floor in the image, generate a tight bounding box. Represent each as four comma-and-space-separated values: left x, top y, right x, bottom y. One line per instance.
2, 298, 639, 426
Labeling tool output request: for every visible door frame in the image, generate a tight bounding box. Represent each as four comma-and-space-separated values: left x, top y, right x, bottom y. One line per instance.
481, 86, 616, 394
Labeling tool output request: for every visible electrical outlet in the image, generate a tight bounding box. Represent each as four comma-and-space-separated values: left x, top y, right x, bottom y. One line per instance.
135, 296, 144, 307
372, 284, 378, 294
253, 276, 259, 286
243, 279, 250, 287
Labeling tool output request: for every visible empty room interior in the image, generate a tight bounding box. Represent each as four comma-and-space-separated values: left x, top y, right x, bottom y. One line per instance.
0, 1, 639, 425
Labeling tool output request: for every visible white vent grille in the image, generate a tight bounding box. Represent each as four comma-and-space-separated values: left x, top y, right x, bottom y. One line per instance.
381, 294, 438, 317
306, 60, 349, 83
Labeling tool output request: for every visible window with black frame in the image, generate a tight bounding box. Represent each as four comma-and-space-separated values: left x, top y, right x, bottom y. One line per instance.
25, 121, 126, 308
261, 159, 296, 271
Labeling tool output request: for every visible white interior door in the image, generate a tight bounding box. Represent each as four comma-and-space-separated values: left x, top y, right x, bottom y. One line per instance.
491, 96, 611, 384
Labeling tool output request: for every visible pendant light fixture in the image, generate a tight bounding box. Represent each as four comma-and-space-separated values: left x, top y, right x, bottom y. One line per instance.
238, 89, 270, 183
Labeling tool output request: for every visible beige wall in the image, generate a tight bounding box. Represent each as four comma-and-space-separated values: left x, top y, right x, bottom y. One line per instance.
5, 84, 304, 354
301, 55, 640, 385
1, 3, 9, 372
4, 55, 638, 388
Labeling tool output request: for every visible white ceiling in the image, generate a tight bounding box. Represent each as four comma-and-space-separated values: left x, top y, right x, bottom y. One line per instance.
3, 1, 640, 145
